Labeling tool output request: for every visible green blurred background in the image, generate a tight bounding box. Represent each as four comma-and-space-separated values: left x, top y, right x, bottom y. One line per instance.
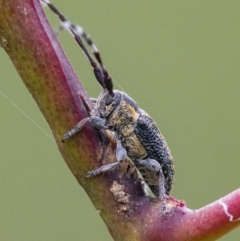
1, 0, 240, 240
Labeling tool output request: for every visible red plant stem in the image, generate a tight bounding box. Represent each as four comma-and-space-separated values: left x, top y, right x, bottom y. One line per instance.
150, 189, 240, 241
0, 0, 239, 240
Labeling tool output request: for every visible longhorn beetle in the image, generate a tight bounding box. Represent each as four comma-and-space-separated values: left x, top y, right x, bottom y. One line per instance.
41, 0, 175, 212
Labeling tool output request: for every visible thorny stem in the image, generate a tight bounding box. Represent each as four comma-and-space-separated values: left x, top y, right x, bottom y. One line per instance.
0, 0, 239, 240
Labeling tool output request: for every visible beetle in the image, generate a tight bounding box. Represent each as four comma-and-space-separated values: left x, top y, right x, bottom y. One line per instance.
41, 0, 175, 212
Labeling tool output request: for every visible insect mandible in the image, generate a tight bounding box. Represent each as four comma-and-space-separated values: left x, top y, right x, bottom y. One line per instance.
41, 0, 175, 212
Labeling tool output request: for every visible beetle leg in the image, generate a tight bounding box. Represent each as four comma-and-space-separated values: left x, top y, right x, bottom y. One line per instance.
62, 117, 89, 142
86, 162, 119, 178
62, 116, 107, 142
116, 139, 127, 163
135, 158, 166, 213
135, 158, 161, 172
86, 138, 127, 178
89, 116, 108, 130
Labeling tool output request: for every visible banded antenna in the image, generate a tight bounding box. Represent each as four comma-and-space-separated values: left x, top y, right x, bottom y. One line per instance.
41, 0, 114, 96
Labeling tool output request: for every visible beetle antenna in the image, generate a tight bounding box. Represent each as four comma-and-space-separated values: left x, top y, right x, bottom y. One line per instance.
41, 0, 114, 95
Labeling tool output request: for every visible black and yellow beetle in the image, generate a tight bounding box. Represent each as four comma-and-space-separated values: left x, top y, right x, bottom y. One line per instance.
42, 0, 175, 212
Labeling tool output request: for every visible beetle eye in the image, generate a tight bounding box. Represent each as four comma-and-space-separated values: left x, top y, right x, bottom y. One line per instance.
105, 95, 114, 105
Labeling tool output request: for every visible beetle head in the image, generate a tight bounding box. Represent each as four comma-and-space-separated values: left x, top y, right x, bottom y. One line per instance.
91, 89, 122, 118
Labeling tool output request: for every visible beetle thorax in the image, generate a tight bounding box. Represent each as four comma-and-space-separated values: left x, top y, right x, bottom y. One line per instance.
105, 91, 141, 132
